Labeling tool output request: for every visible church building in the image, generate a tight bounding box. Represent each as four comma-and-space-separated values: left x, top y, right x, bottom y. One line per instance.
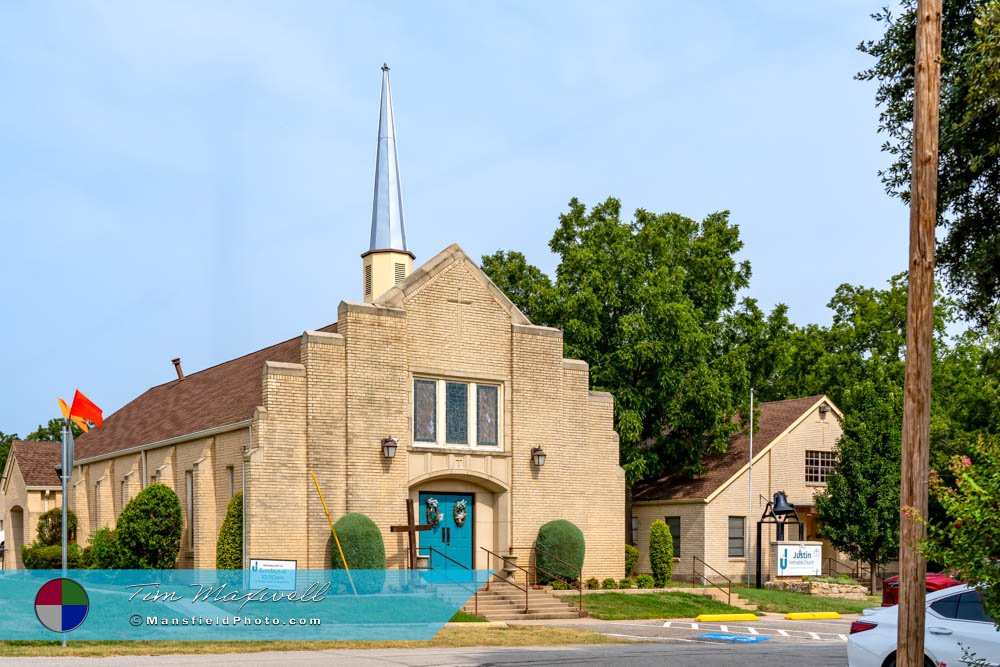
40, 66, 625, 578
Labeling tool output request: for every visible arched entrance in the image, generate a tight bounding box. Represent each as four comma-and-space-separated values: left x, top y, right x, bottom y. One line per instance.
409, 472, 509, 571
7, 506, 24, 570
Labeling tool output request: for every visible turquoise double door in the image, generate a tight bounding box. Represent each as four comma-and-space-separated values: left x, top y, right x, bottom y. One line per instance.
418, 492, 474, 570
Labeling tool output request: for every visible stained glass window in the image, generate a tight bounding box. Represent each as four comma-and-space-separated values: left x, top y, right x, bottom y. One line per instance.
446, 382, 468, 444
477, 385, 498, 445
413, 379, 436, 442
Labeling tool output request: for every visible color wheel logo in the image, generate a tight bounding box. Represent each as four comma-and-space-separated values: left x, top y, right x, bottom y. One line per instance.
35, 578, 89, 633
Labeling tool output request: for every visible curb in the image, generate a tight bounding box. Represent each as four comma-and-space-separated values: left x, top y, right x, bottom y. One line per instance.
784, 612, 842, 620
445, 621, 509, 628
694, 613, 759, 622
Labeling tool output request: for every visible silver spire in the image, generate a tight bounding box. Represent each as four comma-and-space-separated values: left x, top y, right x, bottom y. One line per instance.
369, 63, 407, 251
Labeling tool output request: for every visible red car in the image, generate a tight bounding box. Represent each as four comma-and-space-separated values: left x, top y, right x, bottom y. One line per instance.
881, 573, 961, 606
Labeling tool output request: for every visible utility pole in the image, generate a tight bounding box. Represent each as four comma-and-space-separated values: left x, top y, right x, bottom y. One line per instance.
898, 0, 942, 664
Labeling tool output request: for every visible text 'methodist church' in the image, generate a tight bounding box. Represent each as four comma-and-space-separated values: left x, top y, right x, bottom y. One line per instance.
57, 66, 626, 576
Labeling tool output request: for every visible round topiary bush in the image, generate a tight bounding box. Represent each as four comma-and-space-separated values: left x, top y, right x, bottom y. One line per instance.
216, 493, 243, 569
329, 513, 386, 569
36, 508, 77, 546
535, 519, 585, 585
635, 573, 655, 589
116, 483, 183, 569
649, 519, 674, 587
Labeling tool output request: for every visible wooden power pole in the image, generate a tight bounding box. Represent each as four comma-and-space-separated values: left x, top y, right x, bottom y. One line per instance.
898, 0, 942, 664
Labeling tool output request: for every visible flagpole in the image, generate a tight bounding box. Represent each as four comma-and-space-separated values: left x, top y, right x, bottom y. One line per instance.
61, 420, 69, 648
747, 388, 753, 587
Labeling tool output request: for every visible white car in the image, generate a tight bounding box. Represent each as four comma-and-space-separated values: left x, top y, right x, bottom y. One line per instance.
848, 584, 1000, 666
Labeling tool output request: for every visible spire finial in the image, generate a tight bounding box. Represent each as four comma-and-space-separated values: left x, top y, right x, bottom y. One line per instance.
369, 62, 406, 251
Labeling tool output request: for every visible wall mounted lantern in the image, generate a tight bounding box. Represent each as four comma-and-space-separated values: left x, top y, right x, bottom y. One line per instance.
381, 436, 398, 459
531, 447, 546, 467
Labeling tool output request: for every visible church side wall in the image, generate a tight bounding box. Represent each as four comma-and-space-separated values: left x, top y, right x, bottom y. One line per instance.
632, 501, 706, 580
510, 326, 625, 580
302, 332, 347, 568
338, 304, 411, 569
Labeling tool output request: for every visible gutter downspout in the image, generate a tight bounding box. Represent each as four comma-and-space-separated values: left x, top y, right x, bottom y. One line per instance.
242, 422, 251, 571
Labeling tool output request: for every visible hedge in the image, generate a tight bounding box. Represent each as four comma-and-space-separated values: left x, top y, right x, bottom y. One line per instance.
330, 513, 385, 569
116, 483, 183, 569
21, 543, 83, 569
625, 543, 639, 577
36, 508, 77, 546
88, 527, 120, 569
216, 493, 243, 569
649, 519, 674, 586
535, 519, 585, 585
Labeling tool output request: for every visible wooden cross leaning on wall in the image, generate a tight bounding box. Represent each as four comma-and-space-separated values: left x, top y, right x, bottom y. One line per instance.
390, 498, 433, 570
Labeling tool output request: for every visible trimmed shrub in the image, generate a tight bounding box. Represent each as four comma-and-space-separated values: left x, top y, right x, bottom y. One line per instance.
649, 520, 674, 587
88, 527, 120, 569
330, 513, 386, 569
625, 544, 639, 577
216, 493, 243, 569
36, 508, 77, 546
550, 579, 568, 590
116, 483, 183, 569
535, 519, 585, 585
601, 577, 617, 589
21, 543, 83, 569
635, 573, 655, 589
585, 577, 600, 590
619, 578, 634, 589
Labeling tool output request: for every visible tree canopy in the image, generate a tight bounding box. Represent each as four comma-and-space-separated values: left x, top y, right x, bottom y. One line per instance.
858, 0, 1000, 325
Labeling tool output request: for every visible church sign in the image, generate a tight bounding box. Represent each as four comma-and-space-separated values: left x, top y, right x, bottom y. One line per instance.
249, 558, 297, 591
772, 542, 822, 577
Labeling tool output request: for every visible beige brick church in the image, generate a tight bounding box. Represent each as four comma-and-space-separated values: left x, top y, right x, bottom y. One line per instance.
31, 66, 626, 577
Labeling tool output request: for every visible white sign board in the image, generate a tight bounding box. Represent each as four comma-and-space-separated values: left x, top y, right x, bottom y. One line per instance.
774, 543, 822, 577
249, 558, 297, 591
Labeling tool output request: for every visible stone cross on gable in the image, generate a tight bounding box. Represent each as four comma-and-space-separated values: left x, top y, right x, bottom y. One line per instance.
447, 287, 473, 339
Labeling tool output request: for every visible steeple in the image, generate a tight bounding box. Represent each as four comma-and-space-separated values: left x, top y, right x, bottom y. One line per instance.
363, 63, 414, 303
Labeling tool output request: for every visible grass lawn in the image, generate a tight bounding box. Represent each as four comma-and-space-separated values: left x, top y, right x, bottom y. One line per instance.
449, 610, 488, 622
0, 627, 623, 657
578, 591, 755, 620
732, 586, 881, 614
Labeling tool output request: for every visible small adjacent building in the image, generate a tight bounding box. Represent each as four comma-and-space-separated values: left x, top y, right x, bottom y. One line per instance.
631, 395, 849, 583
1, 440, 62, 570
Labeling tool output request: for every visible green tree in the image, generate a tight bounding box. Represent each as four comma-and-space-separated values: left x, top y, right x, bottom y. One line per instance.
815, 380, 903, 593
216, 493, 243, 570
35, 508, 78, 546
483, 197, 756, 481
116, 483, 183, 569
921, 434, 1000, 622
858, 0, 1000, 325
0, 431, 16, 477
648, 519, 674, 586
26, 418, 83, 442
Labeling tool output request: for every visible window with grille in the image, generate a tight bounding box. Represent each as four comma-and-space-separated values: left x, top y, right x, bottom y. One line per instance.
728, 516, 745, 557
665, 516, 681, 557
413, 378, 502, 448
227, 466, 235, 498
805, 450, 835, 483
631, 516, 639, 545
364, 265, 373, 296
394, 262, 406, 284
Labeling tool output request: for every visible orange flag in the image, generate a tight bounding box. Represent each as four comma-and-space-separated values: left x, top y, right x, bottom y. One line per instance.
58, 397, 89, 433
69, 390, 103, 429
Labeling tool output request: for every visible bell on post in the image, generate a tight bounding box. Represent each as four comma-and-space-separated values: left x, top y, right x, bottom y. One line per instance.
771, 491, 795, 515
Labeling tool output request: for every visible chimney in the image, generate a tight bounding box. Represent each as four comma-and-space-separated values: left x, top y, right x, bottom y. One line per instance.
172, 358, 185, 381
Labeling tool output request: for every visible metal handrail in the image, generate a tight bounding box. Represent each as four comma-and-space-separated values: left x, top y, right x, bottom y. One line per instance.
512, 545, 583, 615
692, 555, 732, 605
481, 547, 530, 613
825, 556, 855, 578
425, 546, 481, 617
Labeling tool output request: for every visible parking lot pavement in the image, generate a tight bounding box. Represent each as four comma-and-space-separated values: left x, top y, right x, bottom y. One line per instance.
549, 614, 855, 645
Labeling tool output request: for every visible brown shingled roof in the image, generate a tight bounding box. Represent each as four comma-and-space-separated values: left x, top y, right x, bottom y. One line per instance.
74, 323, 337, 461
632, 395, 827, 502
11, 440, 62, 487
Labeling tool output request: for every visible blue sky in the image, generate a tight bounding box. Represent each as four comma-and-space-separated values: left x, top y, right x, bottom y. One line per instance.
1, 1, 907, 436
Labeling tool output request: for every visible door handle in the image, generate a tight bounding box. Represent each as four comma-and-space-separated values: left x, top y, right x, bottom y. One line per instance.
928, 627, 952, 635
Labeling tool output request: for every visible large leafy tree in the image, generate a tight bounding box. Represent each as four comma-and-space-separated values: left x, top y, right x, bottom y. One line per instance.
0, 431, 16, 477
815, 379, 903, 593
26, 418, 83, 442
483, 197, 760, 482
858, 0, 1000, 325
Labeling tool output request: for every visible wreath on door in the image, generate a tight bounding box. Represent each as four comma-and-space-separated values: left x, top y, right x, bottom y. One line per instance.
425, 497, 442, 527
453, 499, 468, 527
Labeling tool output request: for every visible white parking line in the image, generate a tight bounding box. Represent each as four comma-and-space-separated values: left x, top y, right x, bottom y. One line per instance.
839, 634, 847, 641
663, 622, 671, 628
720, 625, 728, 632
777, 629, 789, 636
808, 632, 821, 639
747, 627, 758, 635
650, 621, 848, 642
